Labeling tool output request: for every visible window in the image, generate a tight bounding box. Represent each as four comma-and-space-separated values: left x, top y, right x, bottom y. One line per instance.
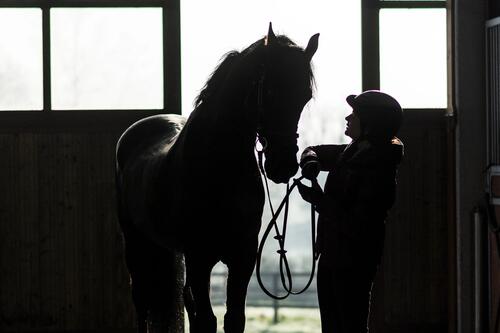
0, 0, 180, 116
362, 0, 448, 110
380, 8, 446, 108
51, 8, 163, 110
0, 8, 43, 110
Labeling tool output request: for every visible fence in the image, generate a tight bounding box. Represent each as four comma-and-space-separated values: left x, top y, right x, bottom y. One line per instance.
210, 271, 318, 323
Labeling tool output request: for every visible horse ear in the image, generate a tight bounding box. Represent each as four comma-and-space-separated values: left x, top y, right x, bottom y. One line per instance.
265, 22, 277, 46
305, 33, 320, 61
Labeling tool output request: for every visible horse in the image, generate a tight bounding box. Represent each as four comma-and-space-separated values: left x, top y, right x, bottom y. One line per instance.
115, 23, 319, 333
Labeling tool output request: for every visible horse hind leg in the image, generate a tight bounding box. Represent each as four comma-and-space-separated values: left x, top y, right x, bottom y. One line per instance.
147, 250, 183, 333
117, 207, 150, 332
130, 274, 148, 333
116, 183, 183, 332
120, 221, 181, 333
185, 254, 218, 333
141, 248, 183, 333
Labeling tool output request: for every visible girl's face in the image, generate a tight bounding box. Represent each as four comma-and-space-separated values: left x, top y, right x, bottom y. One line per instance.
345, 111, 361, 139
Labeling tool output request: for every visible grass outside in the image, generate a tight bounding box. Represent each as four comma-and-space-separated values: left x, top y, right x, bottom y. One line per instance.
186, 306, 321, 333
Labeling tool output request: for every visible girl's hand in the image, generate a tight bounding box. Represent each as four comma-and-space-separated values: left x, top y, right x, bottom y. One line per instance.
297, 179, 323, 205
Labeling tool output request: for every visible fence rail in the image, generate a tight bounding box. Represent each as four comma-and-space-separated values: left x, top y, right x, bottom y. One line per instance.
210, 271, 318, 323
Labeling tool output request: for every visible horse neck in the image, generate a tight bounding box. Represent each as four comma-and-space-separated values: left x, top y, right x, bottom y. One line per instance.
213, 100, 257, 155
183, 98, 257, 165
186, 60, 261, 161
203, 77, 258, 145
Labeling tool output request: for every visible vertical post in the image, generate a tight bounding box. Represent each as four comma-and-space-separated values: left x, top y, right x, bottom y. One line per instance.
455, 0, 488, 331
163, 0, 181, 115
273, 273, 279, 324
361, 0, 380, 91
42, 5, 51, 111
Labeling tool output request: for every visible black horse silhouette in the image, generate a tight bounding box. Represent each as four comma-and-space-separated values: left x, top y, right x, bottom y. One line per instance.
115, 23, 319, 333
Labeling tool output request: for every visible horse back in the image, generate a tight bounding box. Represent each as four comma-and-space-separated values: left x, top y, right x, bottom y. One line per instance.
116, 114, 185, 169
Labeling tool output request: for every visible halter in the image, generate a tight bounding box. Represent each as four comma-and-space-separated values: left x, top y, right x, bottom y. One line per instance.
254, 65, 300, 147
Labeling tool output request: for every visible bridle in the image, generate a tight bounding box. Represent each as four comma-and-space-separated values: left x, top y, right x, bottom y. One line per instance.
252, 65, 318, 300
254, 65, 300, 146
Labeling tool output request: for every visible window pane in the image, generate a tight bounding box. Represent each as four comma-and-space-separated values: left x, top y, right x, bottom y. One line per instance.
0, 9, 43, 111
380, 8, 447, 108
51, 8, 163, 110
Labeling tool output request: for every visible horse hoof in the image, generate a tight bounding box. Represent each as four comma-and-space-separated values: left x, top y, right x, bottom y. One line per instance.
223, 312, 245, 333
192, 314, 217, 333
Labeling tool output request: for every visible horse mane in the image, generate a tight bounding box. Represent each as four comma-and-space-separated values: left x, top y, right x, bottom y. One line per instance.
194, 35, 316, 108
194, 50, 241, 107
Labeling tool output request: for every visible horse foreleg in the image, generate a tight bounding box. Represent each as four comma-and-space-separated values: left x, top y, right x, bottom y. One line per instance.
183, 284, 196, 333
224, 246, 257, 333
185, 255, 217, 333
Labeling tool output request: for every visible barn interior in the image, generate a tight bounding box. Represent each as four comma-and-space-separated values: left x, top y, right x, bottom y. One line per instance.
0, 0, 499, 332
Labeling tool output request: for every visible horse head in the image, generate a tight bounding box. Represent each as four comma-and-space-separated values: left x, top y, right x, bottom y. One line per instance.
193, 23, 318, 184
255, 23, 319, 184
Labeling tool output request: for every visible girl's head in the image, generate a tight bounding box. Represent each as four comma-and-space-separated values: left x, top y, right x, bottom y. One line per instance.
345, 90, 403, 141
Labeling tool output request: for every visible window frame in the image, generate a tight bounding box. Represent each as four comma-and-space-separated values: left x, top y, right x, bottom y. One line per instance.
361, 0, 448, 112
0, 0, 180, 131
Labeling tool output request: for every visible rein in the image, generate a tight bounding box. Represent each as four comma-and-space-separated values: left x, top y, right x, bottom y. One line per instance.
255, 139, 318, 300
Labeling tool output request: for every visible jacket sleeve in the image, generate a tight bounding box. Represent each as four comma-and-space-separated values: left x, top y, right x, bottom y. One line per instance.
300, 144, 347, 171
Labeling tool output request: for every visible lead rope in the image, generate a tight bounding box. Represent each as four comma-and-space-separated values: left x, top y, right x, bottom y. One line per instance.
255, 139, 318, 300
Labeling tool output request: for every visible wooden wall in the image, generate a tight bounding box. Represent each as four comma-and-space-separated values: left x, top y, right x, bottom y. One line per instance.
371, 111, 451, 333
0, 129, 136, 331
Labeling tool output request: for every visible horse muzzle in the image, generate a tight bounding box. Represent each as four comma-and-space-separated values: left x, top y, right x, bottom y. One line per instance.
264, 157, 299, 184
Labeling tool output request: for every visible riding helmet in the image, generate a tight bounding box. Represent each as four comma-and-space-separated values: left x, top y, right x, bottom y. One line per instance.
346, 90, 403, 140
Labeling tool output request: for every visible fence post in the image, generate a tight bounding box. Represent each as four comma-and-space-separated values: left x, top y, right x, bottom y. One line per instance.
273, 273, 279, 324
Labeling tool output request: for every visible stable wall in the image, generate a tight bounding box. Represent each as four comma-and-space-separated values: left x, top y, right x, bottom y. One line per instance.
370, 111, 451, 333
0, 126, 134, 331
